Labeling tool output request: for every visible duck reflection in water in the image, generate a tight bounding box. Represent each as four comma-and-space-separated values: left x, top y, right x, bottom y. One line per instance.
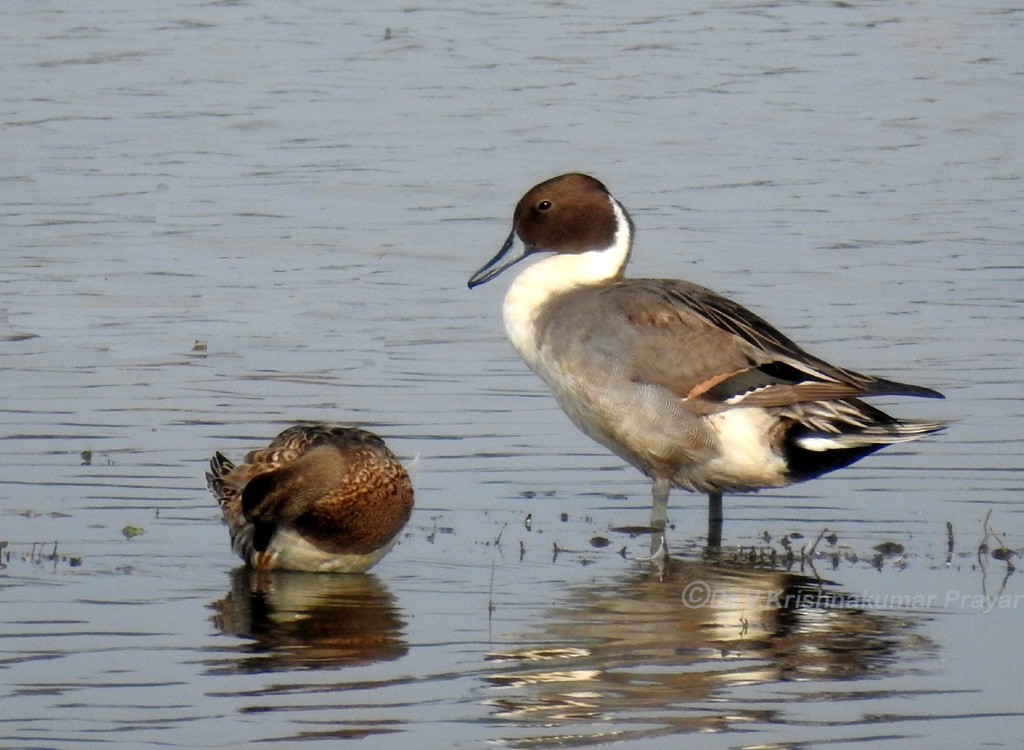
210, 567, 408, 672
485, 557, 933, 742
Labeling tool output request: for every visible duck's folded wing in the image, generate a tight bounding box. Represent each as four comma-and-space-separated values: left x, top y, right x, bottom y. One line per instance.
546, 280, 942, 410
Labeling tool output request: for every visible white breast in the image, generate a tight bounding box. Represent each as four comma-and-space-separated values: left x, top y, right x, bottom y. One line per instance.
238, 525, 396, 573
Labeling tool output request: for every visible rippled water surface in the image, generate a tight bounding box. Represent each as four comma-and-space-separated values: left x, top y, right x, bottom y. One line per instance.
2, 1, 1022, 748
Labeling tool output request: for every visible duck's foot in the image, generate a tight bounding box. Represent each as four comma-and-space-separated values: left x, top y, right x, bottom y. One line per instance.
634, 529, 668, 578
624, 527, 670, 564
650, 529, 669, 565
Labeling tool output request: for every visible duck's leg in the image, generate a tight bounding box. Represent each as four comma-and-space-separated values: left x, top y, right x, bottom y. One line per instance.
650, 477, 670, 559
707, 491, 723, 548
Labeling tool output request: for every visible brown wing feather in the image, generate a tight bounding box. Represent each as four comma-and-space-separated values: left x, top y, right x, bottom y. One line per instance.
242, 444, 354, 524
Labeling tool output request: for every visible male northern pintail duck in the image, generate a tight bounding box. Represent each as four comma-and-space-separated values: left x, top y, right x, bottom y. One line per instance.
468, 173, 945, 553
206, 423, 414, 572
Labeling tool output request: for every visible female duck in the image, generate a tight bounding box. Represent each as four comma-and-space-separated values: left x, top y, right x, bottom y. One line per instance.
206, 423, 413, 573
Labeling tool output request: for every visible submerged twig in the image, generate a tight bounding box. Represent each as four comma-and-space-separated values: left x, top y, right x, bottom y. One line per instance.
493, 522, 508, 547
807, 528, 830, 557
946, 521, 955, 566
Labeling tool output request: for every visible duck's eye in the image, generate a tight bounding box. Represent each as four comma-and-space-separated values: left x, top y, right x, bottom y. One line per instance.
537, 200, 551, 212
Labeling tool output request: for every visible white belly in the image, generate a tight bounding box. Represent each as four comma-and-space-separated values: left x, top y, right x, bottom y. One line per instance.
687, 409, 789, 492
235, 525, 396, 573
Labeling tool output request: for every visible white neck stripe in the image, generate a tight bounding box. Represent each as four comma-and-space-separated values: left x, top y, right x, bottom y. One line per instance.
501, 195, 633, 367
